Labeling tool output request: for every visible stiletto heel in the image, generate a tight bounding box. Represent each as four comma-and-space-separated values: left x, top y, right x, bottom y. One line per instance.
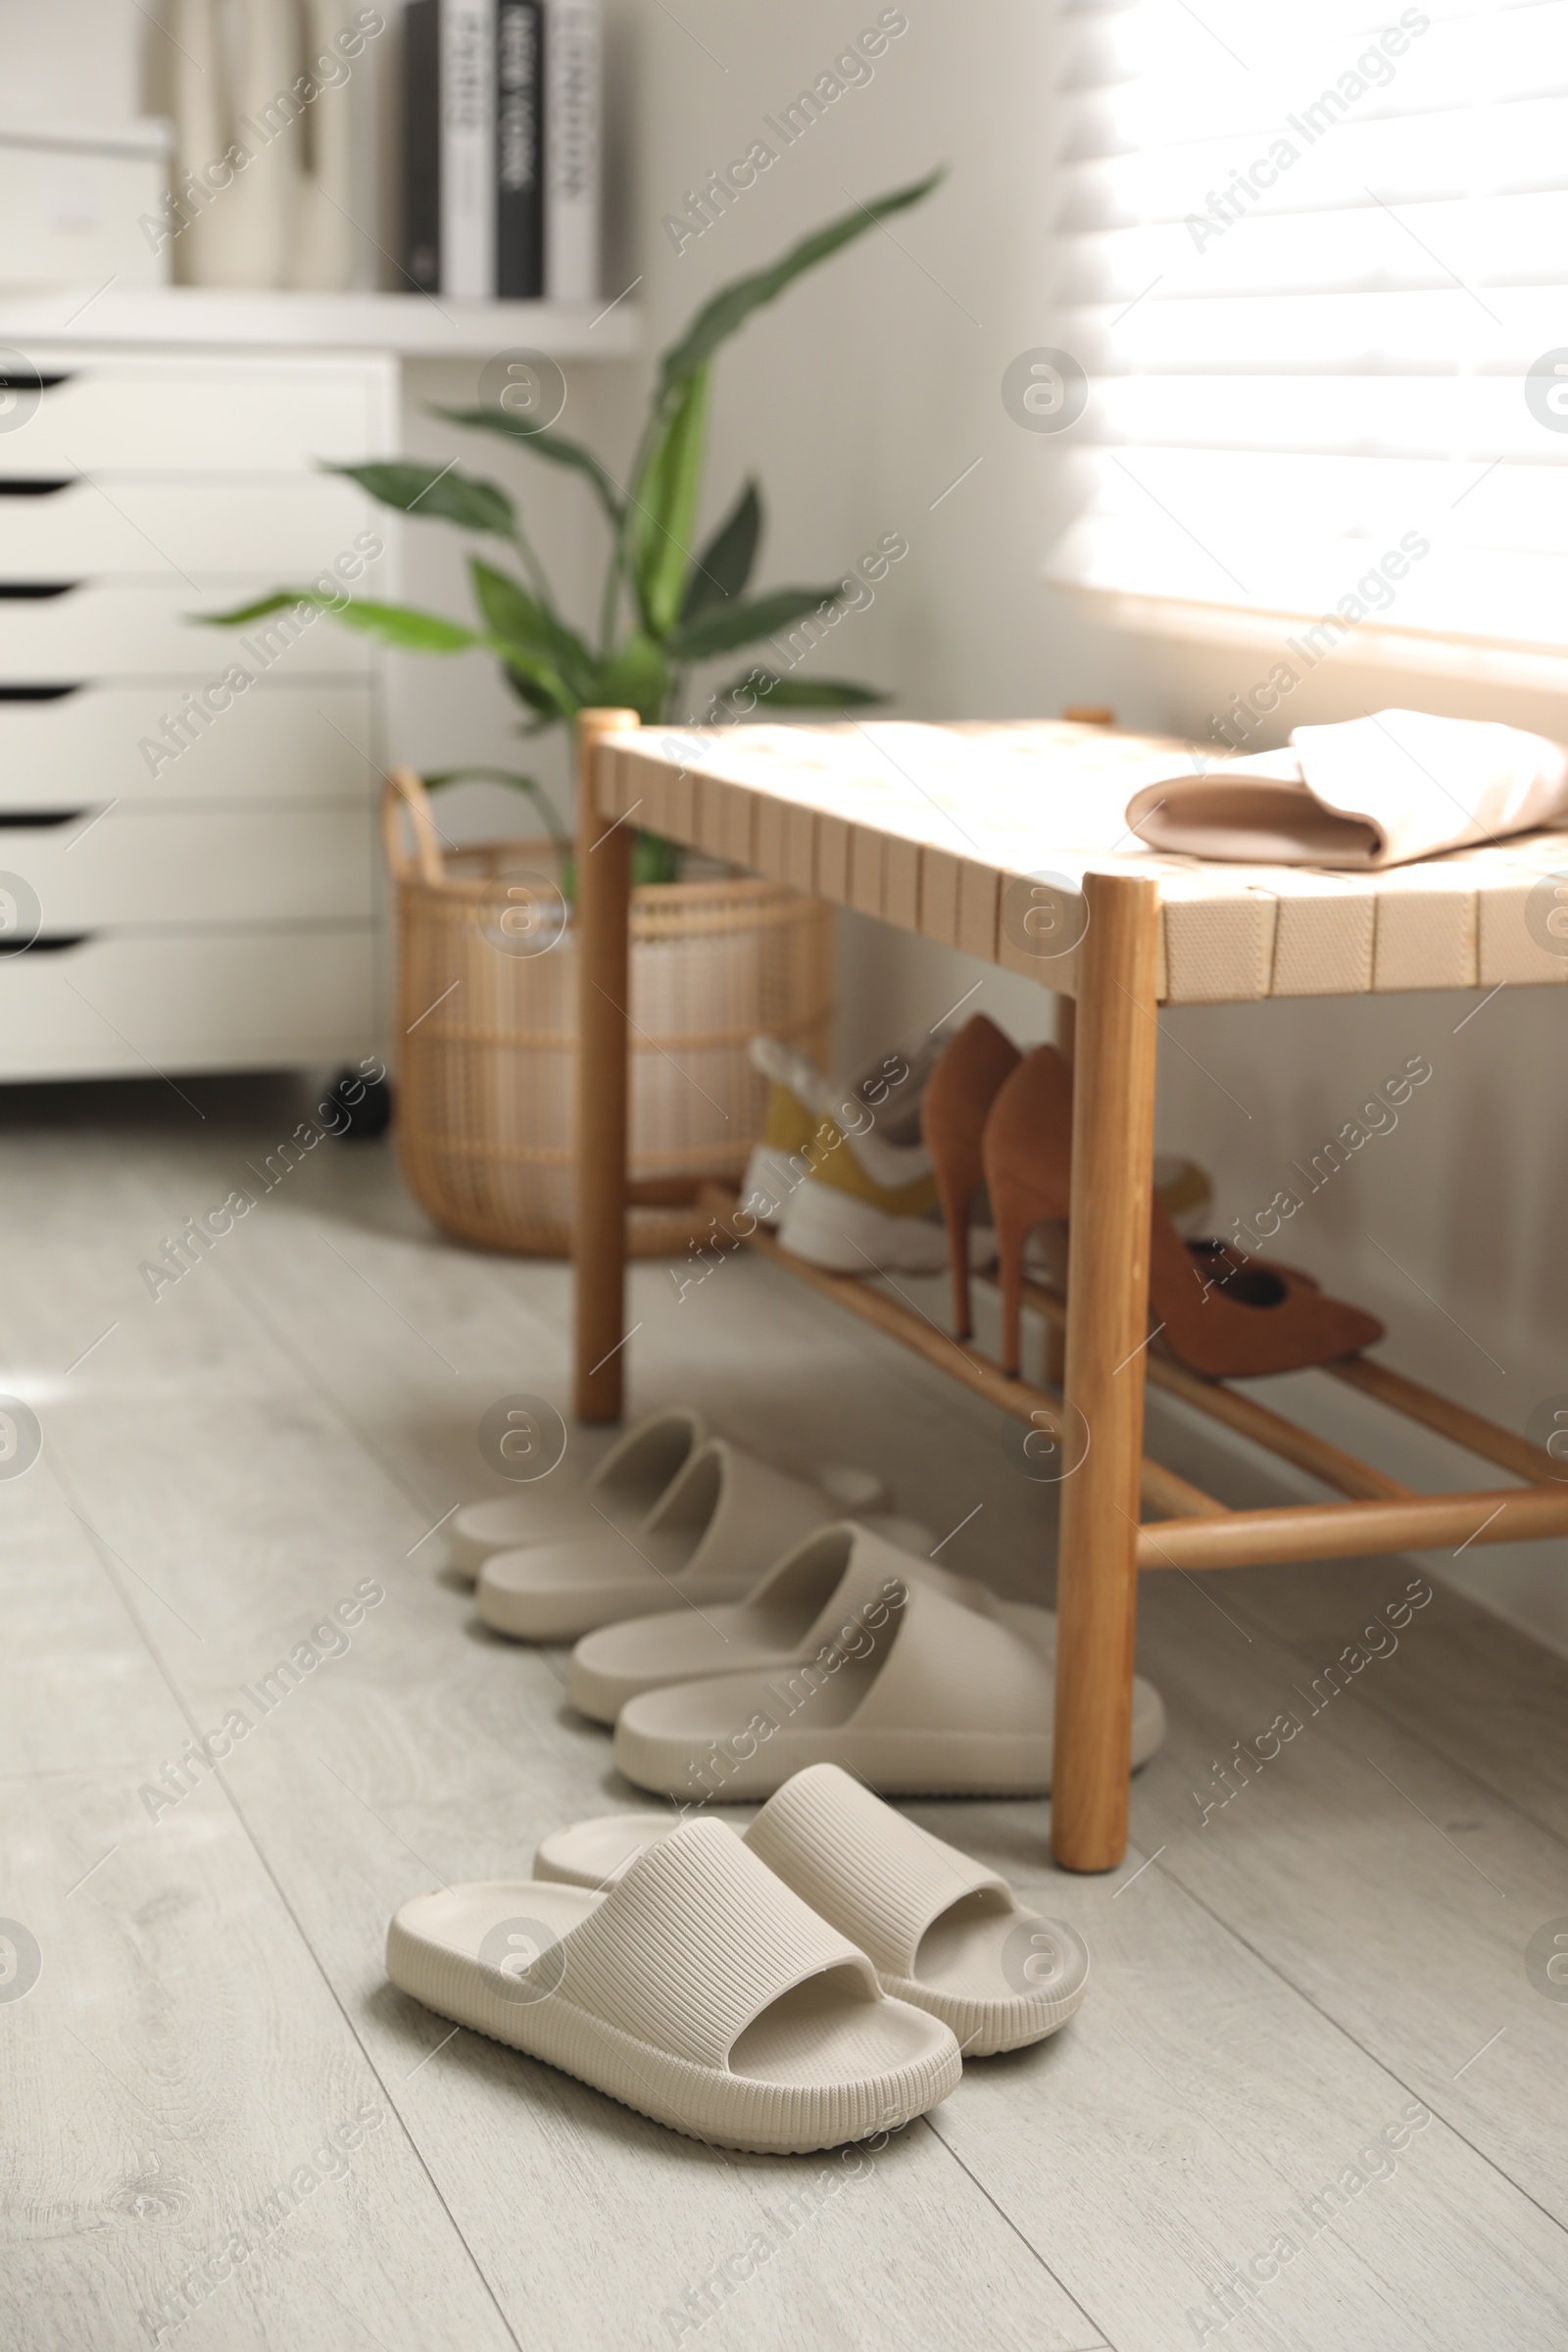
921, 1015, 1020, 1339
940, 1191, 976, 1339
980, 1047, 1075, 1376
989, 1193, 1031, 1379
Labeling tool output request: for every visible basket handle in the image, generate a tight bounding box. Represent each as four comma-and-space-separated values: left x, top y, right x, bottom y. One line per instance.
381, 767, 446, 886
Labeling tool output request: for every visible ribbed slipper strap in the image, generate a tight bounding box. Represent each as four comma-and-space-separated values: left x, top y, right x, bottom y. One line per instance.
645, 1440, 837, 1584
745, 1522, 994, 1636
549, 1816, 878, 2069
842, 1576, 1051, 1736
745, 1764, 1012, 1983
588, 1407, 706, 1506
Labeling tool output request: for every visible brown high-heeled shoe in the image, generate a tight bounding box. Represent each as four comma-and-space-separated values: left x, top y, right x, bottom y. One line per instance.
920, 1014, 1021, 1338
1183, 1237, 1321, 1299
981, 1044, 1384, 1380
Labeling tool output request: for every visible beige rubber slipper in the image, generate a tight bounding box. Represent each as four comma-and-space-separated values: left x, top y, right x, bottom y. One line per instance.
535, 1764, 1089, 2055
448, 1407, 705, 1580
612, 1549, 1166, 1800
449, 1406, 889, 1582
385, 1815, 961, 2152
567, 1521, 1031, 1726
474, 1439, 883, 1644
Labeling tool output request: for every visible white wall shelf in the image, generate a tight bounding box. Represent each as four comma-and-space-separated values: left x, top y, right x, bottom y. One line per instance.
0, 284, 642, 359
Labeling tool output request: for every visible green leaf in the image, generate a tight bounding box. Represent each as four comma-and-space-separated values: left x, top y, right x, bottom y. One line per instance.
325, 461, 518, 542
629, 366, 710, 641
433, 409, 625, 528
468, 558, 596, 709
498, 666, 562, 723
631, 833, 681, 886
482, 643, 572, 718
720, 668, 888, 710
655, 170, 944, 408
202, 589, 311, 627
201, 589, 490, 654
201, 585, 584, 727
594, 632, 671, 724
669, 583, 847, 663
680, 479, 761, 624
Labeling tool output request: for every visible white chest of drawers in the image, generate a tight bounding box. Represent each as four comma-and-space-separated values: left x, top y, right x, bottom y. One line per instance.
0, 350, 396, 1080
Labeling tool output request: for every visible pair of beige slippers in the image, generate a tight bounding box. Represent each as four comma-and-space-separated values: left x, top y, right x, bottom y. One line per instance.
451, 1406, 911, 1642
388, 1763, 1091, 2155
449, 1405, 1166, 1800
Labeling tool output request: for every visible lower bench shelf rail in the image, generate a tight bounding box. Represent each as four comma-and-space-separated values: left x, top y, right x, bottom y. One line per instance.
695, 1183, 1568, 1572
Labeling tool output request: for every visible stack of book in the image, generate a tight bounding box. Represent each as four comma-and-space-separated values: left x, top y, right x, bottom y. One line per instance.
403, 0, 601, 302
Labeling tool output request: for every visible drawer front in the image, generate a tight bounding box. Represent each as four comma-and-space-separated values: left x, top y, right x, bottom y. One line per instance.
0, 807, 372, 929
0, 478, 386, 579
0, 682, 375, 808
0, 584, 376, 679
1, 358, 395, 474
0, 928, 375, 1077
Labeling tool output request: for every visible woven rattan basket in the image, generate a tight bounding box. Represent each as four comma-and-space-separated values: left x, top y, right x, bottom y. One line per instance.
382, 769, 834, 1255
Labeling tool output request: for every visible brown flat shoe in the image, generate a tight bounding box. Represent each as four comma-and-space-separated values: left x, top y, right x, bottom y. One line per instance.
981, 1045, 1383, 1381
920, 1014, 1021, 1339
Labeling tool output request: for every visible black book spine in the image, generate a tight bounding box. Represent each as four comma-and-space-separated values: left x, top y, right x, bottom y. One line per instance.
496, 0, 545, 298
402, 0, 441, 292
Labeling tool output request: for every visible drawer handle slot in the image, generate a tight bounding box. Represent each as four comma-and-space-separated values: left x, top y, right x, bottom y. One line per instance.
0, 582, 79, 600
0, 809, 89, 828
0, 479, 72, 498
0, 369, 70, 391
1, 933, 92, 956
0, 684, 83, 702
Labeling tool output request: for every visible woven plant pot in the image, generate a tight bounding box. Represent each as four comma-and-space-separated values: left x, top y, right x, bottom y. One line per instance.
382, 770, 834, 1255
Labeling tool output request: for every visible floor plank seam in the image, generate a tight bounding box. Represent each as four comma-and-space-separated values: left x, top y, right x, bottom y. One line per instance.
211, 1250, 469, 1538
1215, 1586, 1568, 1868
1145, 1851, 1568, 2248
188, 1773, 530, 2352
920, 2114, 1115, 2352
47, 1443, 530, 2352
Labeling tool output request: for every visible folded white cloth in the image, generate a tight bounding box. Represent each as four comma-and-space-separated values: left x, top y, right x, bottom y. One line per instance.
1125, 710, 1568, 869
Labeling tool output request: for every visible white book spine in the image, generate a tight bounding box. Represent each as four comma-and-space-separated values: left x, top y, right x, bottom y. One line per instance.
546, 0, 601, 303
441, 0, 496, 298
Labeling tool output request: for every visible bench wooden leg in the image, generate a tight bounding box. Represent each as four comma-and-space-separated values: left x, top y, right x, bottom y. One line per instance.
573, 709, 641, 1424
1053, 872, 1161, 1871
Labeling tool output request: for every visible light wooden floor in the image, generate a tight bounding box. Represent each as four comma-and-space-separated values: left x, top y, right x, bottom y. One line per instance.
6, 1075, 1568, 2352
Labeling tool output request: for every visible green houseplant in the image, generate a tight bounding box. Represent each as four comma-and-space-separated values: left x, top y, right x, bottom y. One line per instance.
210, 171, 940, 882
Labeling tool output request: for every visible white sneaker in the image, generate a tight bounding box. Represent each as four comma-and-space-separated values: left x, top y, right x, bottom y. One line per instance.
779, 1179, 998, 1278
744, 1024, 954, 1231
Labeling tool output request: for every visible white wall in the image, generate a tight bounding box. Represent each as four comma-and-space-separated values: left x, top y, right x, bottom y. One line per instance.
0, 0, 142, 121
7, 0, 1565, 1649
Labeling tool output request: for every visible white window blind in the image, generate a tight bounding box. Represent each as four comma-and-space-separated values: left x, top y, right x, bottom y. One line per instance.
1046, 0, 1568, 677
